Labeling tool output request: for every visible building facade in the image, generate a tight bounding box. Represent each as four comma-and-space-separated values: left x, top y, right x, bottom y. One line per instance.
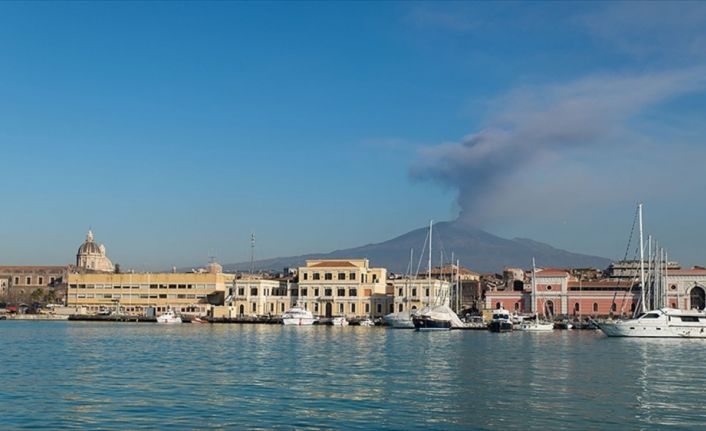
66, 265, 233, 315
295, 259, 392, 318
0, 266, 68, 303
228, 276, 293, 317
390, 278, 451, 313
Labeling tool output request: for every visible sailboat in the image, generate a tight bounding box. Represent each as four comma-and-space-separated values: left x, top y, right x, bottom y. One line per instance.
519, 258, 554, 332
385, 249, 418, 329
596, 204, 706, 338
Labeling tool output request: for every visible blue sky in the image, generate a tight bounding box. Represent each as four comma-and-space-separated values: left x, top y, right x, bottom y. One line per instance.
1, 2, 705, 270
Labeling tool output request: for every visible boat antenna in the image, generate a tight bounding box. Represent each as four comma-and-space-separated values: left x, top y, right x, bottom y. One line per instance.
250, 232, 256, 274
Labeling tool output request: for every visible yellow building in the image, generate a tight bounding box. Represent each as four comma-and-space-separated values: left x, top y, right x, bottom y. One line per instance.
296, 259, 392, 318
66, 263, 233, 316
390, 278, 451, 314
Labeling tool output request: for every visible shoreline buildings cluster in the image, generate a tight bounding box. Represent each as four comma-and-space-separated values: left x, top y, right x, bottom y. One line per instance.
1, 230, 706, 319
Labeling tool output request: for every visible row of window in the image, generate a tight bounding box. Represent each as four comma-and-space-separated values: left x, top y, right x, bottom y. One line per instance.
303, 272, 357, 281
12, 276, 56, 285
237, 287, 363, 297
74, 294, 206, 299
70, 284, 217, 290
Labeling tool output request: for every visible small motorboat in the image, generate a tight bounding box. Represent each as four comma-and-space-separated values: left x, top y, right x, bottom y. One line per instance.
358, 317, 375, 327
488, 308, 513, 332
331, 316, 349, 326
191, 317, 208, 324
156, 309, 182, 324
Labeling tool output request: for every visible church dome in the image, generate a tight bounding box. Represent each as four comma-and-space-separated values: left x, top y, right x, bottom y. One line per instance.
77, 230, 102, 255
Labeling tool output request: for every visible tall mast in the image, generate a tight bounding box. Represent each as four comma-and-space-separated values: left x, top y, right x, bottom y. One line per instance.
428, 220, 432, 306
639, 203, 646, 313
532, 258, 537, 318
250, 233, 256, 275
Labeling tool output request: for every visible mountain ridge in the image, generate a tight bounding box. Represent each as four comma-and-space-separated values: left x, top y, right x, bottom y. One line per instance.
217, 220, 611, 274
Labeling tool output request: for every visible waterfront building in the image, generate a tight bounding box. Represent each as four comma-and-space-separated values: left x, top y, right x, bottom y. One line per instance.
76, 230, 114, 272
296, 259, 392, 318
228, 275, 294, 317
0, 266, 68, 303
66, 262, 234, 315
390, 277, 451, 313
484, 264, 706, 317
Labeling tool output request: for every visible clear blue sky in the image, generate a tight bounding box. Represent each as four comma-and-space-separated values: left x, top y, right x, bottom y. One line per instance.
1, 2, 705, 270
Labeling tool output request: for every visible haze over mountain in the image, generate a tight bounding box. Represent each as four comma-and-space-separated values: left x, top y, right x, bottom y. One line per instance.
221, 221, 611, 274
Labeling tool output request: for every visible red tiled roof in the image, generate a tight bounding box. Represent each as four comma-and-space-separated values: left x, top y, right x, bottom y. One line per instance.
536, 269, 569, 277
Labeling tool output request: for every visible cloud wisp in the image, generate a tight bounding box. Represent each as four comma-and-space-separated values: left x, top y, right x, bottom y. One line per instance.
411, 67, 706, 224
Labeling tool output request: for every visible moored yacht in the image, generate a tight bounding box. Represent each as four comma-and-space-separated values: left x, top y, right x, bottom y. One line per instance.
282, 304, 315, 326
331, 316, 349, 326
597, 308, 706, 338
384, 310, 416, 328
412, 306, 452, 331
488, 307, 513, 332
156, 309, 182, 324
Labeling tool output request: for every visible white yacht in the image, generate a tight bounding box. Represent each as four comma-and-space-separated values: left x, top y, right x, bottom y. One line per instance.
358, 317, 375, 327
488, 308, 513, 332
597, 308, 706, 338
156, 309, 182, 324
519, 258, 554, 332
282, 304, 315, 326
331, 316, 349, 326
384, 310, 416, 328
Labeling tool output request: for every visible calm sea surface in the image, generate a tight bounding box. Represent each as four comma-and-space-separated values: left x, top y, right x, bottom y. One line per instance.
1, 321, 705, 430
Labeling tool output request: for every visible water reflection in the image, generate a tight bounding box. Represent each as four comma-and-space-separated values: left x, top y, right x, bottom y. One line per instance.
1, 322, 706, 429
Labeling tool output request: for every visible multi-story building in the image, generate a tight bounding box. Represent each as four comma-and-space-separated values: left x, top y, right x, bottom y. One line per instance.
390, 277, 451, 314
0, 266, 68, 303
296, 259, 392, 318
228, 275, 293, 317
66, 262, 233, 315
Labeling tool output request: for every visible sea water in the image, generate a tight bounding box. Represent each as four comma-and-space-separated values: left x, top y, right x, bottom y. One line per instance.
1, 321, 705, 430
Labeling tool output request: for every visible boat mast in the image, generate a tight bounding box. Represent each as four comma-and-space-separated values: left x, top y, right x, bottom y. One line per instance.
428, 220, 432, 307
639, 203, 646, 313
532, 258, 537, 320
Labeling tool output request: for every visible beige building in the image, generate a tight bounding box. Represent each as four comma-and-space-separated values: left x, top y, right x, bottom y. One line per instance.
226, 276, 293, 317
0, 265, 68, 303
66, 262, 233, 315
295, 259, 392, 318
390, 277, 451, 313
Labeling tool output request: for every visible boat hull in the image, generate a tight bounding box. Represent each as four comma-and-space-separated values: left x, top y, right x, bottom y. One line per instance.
598, 322, 706, 338
413, 317, 451, 331
488, 321, 513, 332
283, 317, 315, 326
519, 322, 554, 332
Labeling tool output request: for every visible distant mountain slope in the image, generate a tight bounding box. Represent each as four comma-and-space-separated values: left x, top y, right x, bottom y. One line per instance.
220, 220, 611, 274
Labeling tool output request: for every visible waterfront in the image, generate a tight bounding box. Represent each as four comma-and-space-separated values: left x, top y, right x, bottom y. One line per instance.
2, 322, 705, 430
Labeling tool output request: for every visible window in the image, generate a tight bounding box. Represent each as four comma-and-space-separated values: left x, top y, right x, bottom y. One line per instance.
680, 316, 700, 322
376, 303, 382, 313
251, 288, 258, 296
547, 285, 553, 290
314, 303, 319, 313
412, 288, 417, 297
270, 303, 274, 312
399, 304, 403, 312
350, 289, 357, 297
281, 303, 285, 312
496, 302, 501, 309
50, 277, 55, 284
593, 303, 599, 312
339, 303, 344, 313
14, 277, 19, 285
38, 277, 44, 285
337, 289, 345, 297
325, 273, 332, 280
338, 273, 345, 280
425, 288, 430, 297
292, 289, 299, 296
349, 272, 356, 280
303, 273, 308, 281
398, 288, 403, 296
611, 303, 617, 312
314, 288, 319, 296
351, 303, 356, 313
365, 303, 370, 313
325, 288, 332, 296
642, 313, 660, 319
238, 288, 245, 296
574, 303, 580, 312
313, 273, 320, 280
26, 277, 31, 285
252, 303, 257, 312
670, 284, 677, 290
514, 303, 520, 311
301, 289, 307, 296
372, 275, 378, 283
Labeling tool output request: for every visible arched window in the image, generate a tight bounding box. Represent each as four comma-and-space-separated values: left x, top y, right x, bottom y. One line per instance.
611, 303, 617, 312
496, 302, 501, 309
593, 303, 598, 312
690, 286, 705, 310
398, 303, 403, 312
514, 303, 520, 311
574, 302, 580, 312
